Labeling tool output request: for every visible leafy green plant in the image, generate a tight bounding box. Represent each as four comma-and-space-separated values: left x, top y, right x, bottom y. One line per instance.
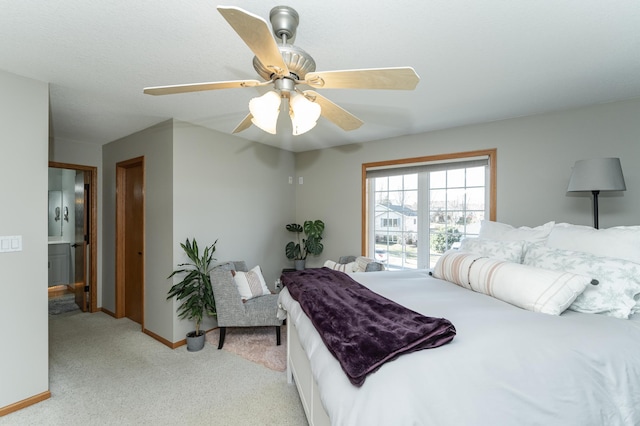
167, 238, 217, 336
285, 220, 325, 260
430, 228, 461, 253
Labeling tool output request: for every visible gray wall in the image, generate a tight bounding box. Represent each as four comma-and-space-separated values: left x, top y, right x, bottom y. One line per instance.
101, 120, 296, 343
0, 70, 49, 408
172, 121, 295, 340
295, 98, 640, 266
102, 120, 174, 340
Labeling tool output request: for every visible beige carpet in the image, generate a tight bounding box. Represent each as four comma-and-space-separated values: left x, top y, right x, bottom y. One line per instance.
205, 326, 287, 372
0, 311, 307, 425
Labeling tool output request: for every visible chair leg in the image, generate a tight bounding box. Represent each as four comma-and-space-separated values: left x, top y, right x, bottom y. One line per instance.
218, 327, 226, 350
276, 325, 281, 346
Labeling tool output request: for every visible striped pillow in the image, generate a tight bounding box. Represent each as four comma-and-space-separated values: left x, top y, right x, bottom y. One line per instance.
232, 265, 271, 302
433, 251, 592, 315
324, 260, 356, 272
523, 243, 640, 318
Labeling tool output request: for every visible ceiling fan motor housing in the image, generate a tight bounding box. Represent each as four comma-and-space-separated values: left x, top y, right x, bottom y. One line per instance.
253, 44, 316, 81
252, 6, 316, 81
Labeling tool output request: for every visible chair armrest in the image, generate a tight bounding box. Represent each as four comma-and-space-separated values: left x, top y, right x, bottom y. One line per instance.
238, 294, 282, 327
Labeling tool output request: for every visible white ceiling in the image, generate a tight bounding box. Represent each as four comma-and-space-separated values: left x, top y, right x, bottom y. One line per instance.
1, 1, 639, 153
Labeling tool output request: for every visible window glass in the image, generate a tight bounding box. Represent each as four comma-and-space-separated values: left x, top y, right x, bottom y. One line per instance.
366, 151, 494, 269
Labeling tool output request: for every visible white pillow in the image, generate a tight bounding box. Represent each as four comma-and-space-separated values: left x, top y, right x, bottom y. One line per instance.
523, 243, 640, 319
546, 223, 640, 264
323, 260, 356, 273
433, 251, 591, 315
459, 237, 525, 263
232, 265, 271, 301
479, 220, 555, 243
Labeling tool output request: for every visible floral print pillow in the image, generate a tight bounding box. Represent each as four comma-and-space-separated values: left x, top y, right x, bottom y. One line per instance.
523, 243, 640, 319
459, 237, 525, 263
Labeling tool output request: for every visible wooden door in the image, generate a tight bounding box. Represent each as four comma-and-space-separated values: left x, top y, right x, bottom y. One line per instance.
73, 170, 87, 311
116, 157, 145, 325
48, 161, 98, 313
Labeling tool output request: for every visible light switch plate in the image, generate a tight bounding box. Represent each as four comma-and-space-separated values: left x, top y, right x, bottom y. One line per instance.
0, 235, 22, 252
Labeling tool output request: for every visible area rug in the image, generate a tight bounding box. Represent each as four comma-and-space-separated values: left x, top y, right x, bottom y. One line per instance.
205, 326, 286, 372
49, 293, 80, 315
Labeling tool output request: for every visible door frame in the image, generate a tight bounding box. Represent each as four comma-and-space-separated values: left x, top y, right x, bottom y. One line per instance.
115, 156, 145, 325
48, 161, 98, 313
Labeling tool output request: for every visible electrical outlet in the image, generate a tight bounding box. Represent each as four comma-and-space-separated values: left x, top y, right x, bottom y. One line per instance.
299, 177, 303, 184
288, 176, 293, 184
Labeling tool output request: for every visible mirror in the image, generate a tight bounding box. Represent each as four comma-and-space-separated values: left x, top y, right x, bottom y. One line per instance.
48, 190, 63, 236
48, 167, 79, 239
48, 167, 76, 238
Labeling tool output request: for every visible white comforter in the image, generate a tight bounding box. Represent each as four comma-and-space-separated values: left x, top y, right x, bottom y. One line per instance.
279, 269, 640, 426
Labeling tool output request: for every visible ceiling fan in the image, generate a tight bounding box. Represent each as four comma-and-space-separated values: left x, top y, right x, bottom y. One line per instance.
143, 5, 420, 135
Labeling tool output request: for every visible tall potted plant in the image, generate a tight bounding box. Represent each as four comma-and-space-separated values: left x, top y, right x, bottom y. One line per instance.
167, 238, 217, 352
285, 220, 325, 270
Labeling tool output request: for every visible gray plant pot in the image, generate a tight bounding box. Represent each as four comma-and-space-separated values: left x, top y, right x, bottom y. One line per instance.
294, 259, 306, 271
186, 331, 205, 352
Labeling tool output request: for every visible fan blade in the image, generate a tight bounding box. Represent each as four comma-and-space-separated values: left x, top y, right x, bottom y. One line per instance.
303, 90, 363, 131
232, 114, 253, 133
218, 6, 289, 78
144, 80, 262, 96
305, 67, 420, 90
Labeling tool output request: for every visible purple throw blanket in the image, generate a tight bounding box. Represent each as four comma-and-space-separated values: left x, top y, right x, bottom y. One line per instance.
282, 267, 456, 386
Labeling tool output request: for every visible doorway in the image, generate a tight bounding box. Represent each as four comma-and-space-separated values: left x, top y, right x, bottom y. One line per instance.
48, 162, 98, 313
115, 157, 145, 326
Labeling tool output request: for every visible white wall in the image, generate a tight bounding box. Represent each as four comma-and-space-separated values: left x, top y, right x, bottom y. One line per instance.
50, 138, 103, 305
0, 71, 49, 408
102, 120, 174, 340
172, 121, 295, 340
295, 98, 640, 265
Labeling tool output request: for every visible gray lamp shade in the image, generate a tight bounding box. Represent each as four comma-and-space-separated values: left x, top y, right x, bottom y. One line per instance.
567, 158, 626, 192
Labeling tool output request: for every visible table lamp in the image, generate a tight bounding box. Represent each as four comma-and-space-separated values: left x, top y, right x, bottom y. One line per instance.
567, 158, 626, 229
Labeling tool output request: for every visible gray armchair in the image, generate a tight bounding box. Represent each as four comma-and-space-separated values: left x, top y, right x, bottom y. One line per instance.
209, 261, 282, 349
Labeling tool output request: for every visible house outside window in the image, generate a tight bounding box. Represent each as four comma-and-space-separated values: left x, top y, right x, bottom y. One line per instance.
363, 149, 496, 270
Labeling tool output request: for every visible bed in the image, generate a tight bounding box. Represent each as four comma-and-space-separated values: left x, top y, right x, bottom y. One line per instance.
278, 222, 640, 426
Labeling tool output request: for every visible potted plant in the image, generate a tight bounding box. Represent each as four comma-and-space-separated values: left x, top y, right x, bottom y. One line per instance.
167, 238, 217, 352
285, 220, 325, 270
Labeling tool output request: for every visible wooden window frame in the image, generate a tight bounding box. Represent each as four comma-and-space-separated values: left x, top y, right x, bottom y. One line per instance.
361, 148, 497, 256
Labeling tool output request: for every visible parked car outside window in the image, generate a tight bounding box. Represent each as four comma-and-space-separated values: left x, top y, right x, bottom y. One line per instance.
375, 249, 388, 263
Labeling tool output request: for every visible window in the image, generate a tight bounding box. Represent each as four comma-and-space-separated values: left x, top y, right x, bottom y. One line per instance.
362, 149, 496, 270
381, 218, 399, 227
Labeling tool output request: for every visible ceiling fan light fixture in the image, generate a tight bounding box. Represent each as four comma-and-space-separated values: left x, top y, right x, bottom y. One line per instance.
289, 92, 321, 136
249, 90, 281, 134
